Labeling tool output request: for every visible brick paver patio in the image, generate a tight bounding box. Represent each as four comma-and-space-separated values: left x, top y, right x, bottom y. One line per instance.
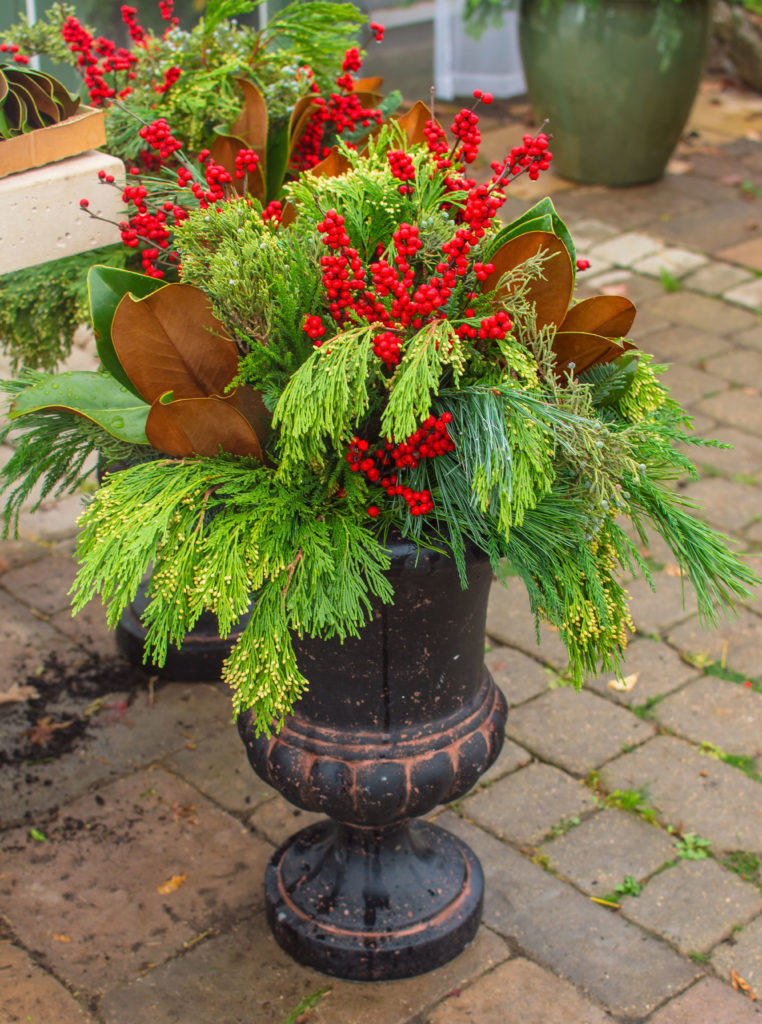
1, 82, 762, 1023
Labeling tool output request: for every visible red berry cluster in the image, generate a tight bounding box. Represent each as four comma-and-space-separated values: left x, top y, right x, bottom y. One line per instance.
341, 46, 362, 72
234, 148, 259, 178
290, 51, 384, 172
387, 149, 415, 195
451, 108, 480, 164
346, 412, 454, 518
372, 330, 401, 367
0, 44, 29, 64
138, 118, 182, 160
576, 258, 590, 271
491, 132, 552, 183
304, 314, 326, 344
369, 21, 385, 42
262, 199, 283, 225
121, 6, 146, 44
155, 64, 181, 94
318, 209, 366, 320
158, 0, 178, 21
61, 16, 138, 104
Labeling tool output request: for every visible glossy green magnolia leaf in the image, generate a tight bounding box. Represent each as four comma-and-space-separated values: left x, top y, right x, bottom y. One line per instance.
266, 119, 290, 203
489, 198, 576, 270
87, 265, 165, 394
9, 370, 150, 444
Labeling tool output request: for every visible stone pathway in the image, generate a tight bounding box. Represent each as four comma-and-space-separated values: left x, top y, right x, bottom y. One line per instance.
2, 87, 762, 1024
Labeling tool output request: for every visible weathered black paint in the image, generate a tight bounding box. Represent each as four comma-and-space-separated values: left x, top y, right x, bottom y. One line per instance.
239, 537, 508, 980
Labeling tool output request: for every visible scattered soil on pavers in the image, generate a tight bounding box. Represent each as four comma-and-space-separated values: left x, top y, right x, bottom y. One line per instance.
0, 653, 149, 768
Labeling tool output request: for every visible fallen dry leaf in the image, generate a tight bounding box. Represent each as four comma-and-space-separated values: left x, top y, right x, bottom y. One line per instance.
52, 934, 71, 942
731, 968, 758, 1000
157, 873, 187, 895
664, 564, 683, 578
608, 672, 640, 693
24, 715, 74, 745
172, 802, 198, 824
0, 682, 39, 704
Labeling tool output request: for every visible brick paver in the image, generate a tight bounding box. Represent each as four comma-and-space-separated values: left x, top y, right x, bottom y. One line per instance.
100, 916, 510, 1024
712, 914, 762, 1000
441, 813, 699, 1018
425, 957, 612, 1024
540, 807, 675, 897
0, 940, 97, 1024
505, 687, 653, 774
620, 858, 762, 954
0, 767, 272, 993
696, 388, 762, 435
599, 735, 762, 853
649, 977, 762, 1022
653, 675, 762, 757
484, 644, 554, 705
584, 636, 699, 707
668, 607, 762, 680
462, 762, 598, 847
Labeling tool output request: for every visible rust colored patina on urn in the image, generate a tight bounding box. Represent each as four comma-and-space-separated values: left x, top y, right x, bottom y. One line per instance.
238, 536, 507, 980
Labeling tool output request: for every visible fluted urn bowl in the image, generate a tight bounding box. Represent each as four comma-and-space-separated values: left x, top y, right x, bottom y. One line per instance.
238, 536, 507, 981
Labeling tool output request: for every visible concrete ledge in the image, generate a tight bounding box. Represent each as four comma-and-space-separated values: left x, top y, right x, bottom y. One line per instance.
0, 150, 126, 275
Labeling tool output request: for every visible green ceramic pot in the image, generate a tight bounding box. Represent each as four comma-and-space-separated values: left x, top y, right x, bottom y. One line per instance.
518, 0, 713, 186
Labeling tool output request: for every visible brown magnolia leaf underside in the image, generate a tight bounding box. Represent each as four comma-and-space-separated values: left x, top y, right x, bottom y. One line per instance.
395, 100, 439, 146
483, 231, 574, 331
307, 147, 353, 179
289, 95, 319, 156
552, 331, 637, 376
112, 284, 239, 403
353, 76, 384, 94
559, 294, 637, 339
229, 78, 269, 157
146, 396, 263, 460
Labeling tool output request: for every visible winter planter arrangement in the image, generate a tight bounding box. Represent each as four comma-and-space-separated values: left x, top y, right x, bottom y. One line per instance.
1, 92, 756, 979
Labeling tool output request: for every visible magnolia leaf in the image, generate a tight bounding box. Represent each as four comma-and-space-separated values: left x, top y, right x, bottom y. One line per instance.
231, 384, 271, 443
560, 295, 637, 339
112, 284, 239, 404
395, 100, 437, 145
552, 331, 637, 376
88, 265, 165, 394
483, 231, 574, 330
9, 370, 150, 444
230, 77, 268, 156
289, 94, 318, 155
265, 120, 290, 202
353, 89, 384, 111
0, 69, 8, 105
489, 197, 576, 268
146, 395, 263, 460
307, 147, 353, 179
5, 68, 59, 122
353, 76, 384, 93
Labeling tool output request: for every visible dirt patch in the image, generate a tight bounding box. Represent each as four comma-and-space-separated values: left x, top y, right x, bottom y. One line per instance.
0, 653, 150, 768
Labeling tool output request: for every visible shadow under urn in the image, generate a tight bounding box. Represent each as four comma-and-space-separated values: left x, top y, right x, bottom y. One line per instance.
238, 536, 507, 980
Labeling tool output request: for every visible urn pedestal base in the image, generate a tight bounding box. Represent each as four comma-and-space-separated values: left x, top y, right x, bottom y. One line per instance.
266, 819, 483, 981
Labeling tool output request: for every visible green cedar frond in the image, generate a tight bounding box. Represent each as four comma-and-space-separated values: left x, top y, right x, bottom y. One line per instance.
382, 321, 466, 441
273, 325, 377, 478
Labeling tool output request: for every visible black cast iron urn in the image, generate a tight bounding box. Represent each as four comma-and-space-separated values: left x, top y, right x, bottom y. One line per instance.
238, 536, 507, 981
